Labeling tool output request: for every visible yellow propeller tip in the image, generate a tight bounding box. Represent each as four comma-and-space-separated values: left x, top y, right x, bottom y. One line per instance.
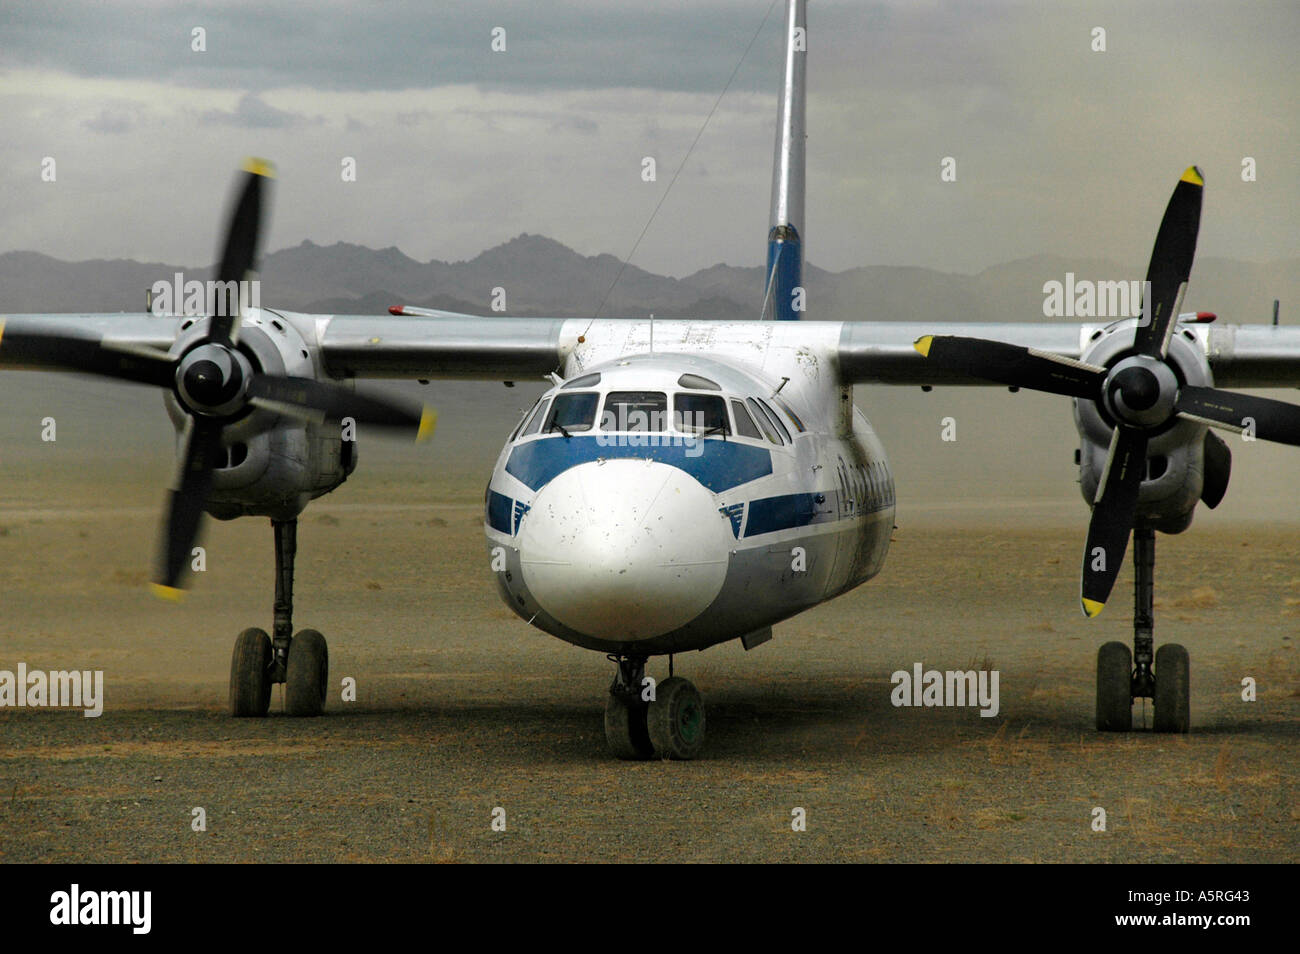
417, 407, 438, 442
242, 157, 276, 179
1081, 598, 1105, 618
150, 583, 185, 603
914, 335, 934, 357
1180, 165, 1204, 187
0, 318, 6, 347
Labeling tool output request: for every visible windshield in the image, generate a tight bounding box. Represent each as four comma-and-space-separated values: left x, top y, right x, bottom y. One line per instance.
674, 393, 729, 434
601, 391, 668, 431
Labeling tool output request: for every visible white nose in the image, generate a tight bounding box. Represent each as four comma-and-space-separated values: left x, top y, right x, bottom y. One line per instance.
518, 459, 732, 640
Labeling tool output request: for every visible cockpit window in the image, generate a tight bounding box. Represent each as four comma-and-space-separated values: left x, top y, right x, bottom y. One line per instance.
519, 398, 550, 438
674, 393, 729, 434
601, 391, 667, 432
677, 373, 721, 391
746, 397, 784, 445
545, 392, 598, 433
511, 400, 538, 441
771, 393, 805, 432
754, 397, 792, 443
730, 400, 762, 439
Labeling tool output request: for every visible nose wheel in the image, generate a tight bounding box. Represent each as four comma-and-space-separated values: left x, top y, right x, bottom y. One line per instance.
647, 676, 706, 759
605, 656, 707, 760
228, 518, 329, 717
1095, 527, 1190, 732
230, 627, 272, 716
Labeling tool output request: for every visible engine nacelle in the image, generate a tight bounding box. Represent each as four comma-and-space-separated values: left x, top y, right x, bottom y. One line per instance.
162, 310, 358, 521
1073, 319, 1214, 534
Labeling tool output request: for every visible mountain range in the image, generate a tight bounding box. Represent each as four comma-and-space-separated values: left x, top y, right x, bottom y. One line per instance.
1, 234, 1295, 327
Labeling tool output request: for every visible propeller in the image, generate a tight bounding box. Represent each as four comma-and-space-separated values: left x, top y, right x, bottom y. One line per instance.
0, 159, 436, 599
913, 166, 1300, 617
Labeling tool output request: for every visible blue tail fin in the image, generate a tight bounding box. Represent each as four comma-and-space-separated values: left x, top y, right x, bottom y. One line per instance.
763, 0, 806, 321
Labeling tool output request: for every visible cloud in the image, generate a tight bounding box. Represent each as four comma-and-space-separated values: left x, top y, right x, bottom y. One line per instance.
82, 107, 135, 134
200, 92, 319, 129
0, 1, 1296, 278
0, 0, 777, 94
548, 115, 598, 135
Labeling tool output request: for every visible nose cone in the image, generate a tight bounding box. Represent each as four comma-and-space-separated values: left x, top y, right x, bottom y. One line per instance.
518, 459, 731, 640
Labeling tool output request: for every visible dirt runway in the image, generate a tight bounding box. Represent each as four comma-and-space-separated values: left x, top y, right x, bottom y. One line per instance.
0, 461, 1296, 863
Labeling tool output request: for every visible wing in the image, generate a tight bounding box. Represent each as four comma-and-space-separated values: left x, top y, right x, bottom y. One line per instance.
317, 313, 570, 380
9, 312, 1300, 391
835, 320, 1300, 389
0, 311, 570, 383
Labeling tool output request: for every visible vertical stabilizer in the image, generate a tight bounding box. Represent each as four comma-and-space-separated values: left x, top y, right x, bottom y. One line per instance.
764, 0, 806, 320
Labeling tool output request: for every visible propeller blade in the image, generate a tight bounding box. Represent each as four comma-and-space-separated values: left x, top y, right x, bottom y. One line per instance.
0, 320, 175, 388
1080, 426, 1148, 617
1133, 166, 1203, 358
208, 159, 273, 345
152, 419, 224, 598
1176, 385, 1300, 446
245, 374, 436, 441
914, 335, 1105, 398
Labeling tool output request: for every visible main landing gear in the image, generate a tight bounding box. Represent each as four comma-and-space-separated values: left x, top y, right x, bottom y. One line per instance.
1096, 527, 1190, 733
229, 518, 329, 718
604, 655, 706, 760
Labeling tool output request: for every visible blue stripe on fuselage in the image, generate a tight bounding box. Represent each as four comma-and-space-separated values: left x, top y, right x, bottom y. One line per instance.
742, 491, 893, 537
744, 492, 831, 536
505, 436, 773, 494
487, 490, 513, 534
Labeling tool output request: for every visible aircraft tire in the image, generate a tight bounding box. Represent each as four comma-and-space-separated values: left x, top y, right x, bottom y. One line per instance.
230, 627, 272, 717
647, 676, 706, 760
286, 629, 328, 717
605, 691, 654, 760
1152, 643, 1190, 733
1096, 641, 1132, 732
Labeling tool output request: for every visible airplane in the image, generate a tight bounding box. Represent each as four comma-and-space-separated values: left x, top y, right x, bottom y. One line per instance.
4, 0, 1300, 759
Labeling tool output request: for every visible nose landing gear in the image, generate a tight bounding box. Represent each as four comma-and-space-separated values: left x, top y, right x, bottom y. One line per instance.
604, 655, 707, 760
1095, 527, 1190, 732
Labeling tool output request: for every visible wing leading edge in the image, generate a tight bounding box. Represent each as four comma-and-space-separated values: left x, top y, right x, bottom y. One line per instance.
7, 312, 1300, 390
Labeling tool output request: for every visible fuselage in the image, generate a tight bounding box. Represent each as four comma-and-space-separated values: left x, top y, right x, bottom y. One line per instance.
484, 340, 895, 656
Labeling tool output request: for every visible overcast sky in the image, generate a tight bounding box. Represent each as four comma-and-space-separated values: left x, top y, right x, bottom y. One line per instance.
1, 0, 1296, 278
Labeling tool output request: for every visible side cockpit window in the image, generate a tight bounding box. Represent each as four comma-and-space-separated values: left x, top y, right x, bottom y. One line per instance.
510, 401, 536, 441
771, 393, 805, 432
545, 392, 598, 433
753, 397, 792, 444
746, 397, 784, 445
730, 400, 762, 439
518, 398, 550, 439
602, 391, 667, 431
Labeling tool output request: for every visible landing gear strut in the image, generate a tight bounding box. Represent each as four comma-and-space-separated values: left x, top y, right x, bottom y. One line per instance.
229, 517, 329, 717
1096, 527, 1189, 732
604, 655, 706, 760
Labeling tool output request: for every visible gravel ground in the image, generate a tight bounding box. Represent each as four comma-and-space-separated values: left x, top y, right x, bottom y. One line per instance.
0, 465, 1296, 863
